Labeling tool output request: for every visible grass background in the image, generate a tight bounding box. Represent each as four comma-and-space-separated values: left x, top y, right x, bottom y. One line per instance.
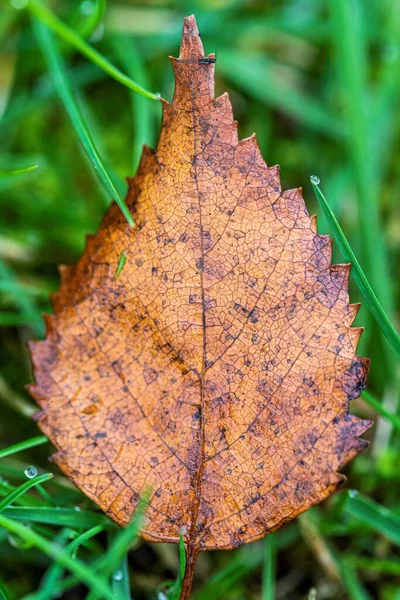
1, 0, 400, 598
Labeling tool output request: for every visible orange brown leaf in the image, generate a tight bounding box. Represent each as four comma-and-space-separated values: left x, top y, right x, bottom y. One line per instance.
28, 16, 371, 598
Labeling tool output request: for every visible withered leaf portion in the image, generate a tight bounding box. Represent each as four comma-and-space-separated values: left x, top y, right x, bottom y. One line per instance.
29, 16, 370, 555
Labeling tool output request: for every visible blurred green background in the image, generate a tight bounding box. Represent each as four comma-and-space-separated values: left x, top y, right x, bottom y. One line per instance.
0, 0, 400, 598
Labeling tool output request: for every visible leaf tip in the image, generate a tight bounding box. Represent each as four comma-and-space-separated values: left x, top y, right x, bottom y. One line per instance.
180, 15, 204, 59
349, 302, 361, 324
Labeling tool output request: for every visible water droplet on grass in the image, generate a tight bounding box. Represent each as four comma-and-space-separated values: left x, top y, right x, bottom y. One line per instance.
24, 466, 38, 479
113, 570, 123, 581
310, 175, 320, 185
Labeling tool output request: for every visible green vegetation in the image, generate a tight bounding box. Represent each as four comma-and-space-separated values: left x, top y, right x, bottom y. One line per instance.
1, 0, 399, 598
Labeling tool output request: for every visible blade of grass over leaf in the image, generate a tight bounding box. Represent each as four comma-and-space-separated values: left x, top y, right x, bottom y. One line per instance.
361, 390, 400, 430
0, 514, 115, 600
262, 533, 276, 600
0, 165, 38, 178
115, 250, 127, 279
22, 0, 160, 100
0, 473, 53, 512
311, 179, 400, 358
33, 20, 134, 227
0, 436, 48, 459
342, 491, 400, 546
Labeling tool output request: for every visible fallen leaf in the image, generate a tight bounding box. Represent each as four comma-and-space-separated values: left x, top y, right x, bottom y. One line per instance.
28, 16, 371, 598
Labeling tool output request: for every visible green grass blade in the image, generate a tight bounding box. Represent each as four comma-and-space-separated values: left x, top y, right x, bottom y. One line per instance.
51, 524, 140, 599
0, 165, 38, 178
69, 525, 105, 559
114, 251, 127, 279
371, 3, 400, 187
346, 555, 400, 575
86, 493, 148, 600
0, 260, 43, 335
0, 480, 44, 508
23, 0, 159, 100
112, 35, 156, 174
335, 556, 371, 600
194, 527, 298, 599
0, 581, 11, 600
0, 473, 53, 512
78, 0, 107, 40
37, 526, 104, 600
343, 491, 400, 545
262, 533, 276, 600
298, 512, 341, 584
36, 484, 54, 506
0, 312, 42, 328
0, 514, 115, 600
178, 532, 186, 588
164, 532, 186, 599
111, 554, 130, 600
0, 436, 48, 460
2, 506, 115, 529
0, 63, 103, 134
330, 0, 394, 316
361, 390, 400, 430
97, 499, 145, 571
0, 377, 36, 420
311, 180, 400, 358
218, 50, 343, 137
29, 529, 73, 600
0, 460, 82, 496
300, 516, 371, 600
33, 19, 134, 227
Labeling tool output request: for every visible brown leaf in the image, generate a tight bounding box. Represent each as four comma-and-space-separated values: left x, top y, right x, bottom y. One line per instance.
28, 16, 371, 597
